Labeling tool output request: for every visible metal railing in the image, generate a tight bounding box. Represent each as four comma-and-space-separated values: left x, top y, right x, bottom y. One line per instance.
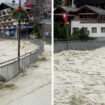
0, 39, 44, 81
54, 40, 105, 53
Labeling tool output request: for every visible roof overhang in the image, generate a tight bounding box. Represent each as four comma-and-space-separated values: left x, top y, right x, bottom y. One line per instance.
0, 3, 31, 10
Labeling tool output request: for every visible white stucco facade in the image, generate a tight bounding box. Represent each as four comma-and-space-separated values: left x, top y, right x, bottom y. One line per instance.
71, 20, 105, 37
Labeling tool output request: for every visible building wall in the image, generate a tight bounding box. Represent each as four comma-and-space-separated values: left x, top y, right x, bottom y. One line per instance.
27, 0, 51, 24
71, 20, 105, 37
0, 7, 31, 38
40, 23, 51, 43
0, 8, 18, 38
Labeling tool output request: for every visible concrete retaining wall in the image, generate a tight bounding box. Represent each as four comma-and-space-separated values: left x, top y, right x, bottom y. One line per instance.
54, 40, 105, 53
0, 39, 44, 81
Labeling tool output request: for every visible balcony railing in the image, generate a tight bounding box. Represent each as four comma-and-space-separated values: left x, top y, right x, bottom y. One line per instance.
73, 18, 105, 23
7, 9, 12, 14
3, 25, 6, 28
7, 17, 12, 21
3, 18, 7, 21
98, 20, 105, 23
80, 20, 98, 23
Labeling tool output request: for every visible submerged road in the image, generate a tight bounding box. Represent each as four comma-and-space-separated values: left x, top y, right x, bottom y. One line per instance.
8, 85, 51, 105
0, 44, 51, 105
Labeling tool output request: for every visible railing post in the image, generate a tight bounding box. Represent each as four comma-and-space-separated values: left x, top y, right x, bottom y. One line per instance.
30, 52, 31, 65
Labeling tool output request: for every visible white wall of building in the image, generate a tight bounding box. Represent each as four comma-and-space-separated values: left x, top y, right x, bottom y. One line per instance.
71, 20, 105, 37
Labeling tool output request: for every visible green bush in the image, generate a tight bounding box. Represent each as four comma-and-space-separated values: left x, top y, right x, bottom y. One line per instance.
78, 28, 89, 40
54, 23, 89, 41
54, 0, 62, 8
33, 24, 39, 34
54, 23, 67, 41
69, 28, 89, 40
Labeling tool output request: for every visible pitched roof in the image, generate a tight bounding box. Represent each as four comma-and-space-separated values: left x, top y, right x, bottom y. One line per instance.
2, 3, 30, 10
60, 6, 79, 12
54, 6, 78, 13
74, 0, 105, 5
78, 5, 105, 15
55, 5, 105, 15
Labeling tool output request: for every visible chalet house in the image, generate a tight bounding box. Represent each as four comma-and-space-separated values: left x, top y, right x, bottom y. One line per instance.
54, 5, 105, 37
0, 0, 32, 38
26, 0, 51, 42
26, 0, 51, 23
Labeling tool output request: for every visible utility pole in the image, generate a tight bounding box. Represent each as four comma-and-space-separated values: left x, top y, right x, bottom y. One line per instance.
18, 0, 21, 72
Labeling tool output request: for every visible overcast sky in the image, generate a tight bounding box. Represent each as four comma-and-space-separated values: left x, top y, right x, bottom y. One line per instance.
0, 0, 18, 4
0, 0, 27, 6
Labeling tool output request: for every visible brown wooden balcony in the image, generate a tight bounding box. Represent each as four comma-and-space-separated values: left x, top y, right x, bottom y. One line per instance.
7, 17, 12, 21
7, 9, 12, 14
2, 11, 6, 15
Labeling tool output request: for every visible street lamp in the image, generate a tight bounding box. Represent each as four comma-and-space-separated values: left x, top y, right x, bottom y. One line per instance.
18, 0, 21, 72
62, 12, 69, 50
65, 22, 70, 50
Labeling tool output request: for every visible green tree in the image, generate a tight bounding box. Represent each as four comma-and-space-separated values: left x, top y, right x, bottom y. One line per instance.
54, 0, 62, 8
33, 24, 39, 35
71, 28, 89, 40
78, 28, 89, 40
54, 23, 67, 41
54, 23, 89, 41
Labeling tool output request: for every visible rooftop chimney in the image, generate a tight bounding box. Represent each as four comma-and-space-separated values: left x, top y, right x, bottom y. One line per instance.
12, 0, 15, 4
72, 0, 76, 8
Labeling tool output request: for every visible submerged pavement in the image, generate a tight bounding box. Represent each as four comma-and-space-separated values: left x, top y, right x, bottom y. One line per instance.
8, 85, 51, 105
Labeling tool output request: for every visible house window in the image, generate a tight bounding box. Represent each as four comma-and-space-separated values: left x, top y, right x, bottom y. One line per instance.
92, 27, 97, 33
73, 27, 79, 32
101, 27, 105, 33
60, 24, 64, 27
83, 27, 87, 31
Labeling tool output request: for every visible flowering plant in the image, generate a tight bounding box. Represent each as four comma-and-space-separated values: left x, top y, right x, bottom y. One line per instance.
12, 7, 28, 21
26, 2, 32, 8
